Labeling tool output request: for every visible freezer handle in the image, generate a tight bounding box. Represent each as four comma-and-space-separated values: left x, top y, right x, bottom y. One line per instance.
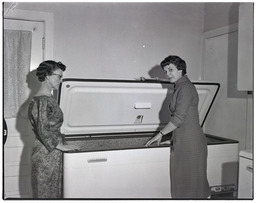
87, 158, 108, 163
134, 102, 152, 109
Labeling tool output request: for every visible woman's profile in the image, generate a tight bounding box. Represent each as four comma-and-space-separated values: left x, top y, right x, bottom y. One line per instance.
28, 60, 79, 198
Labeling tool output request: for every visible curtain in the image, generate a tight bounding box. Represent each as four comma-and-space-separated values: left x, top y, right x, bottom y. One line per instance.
4, 30, 32, 118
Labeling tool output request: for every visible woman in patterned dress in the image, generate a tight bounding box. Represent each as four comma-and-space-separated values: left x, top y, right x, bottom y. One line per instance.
28, 61, 79, 198
146, 55, 210, 199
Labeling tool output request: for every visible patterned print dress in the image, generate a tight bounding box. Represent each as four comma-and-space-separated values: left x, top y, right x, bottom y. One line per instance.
28, 95, 65, 198
169, 75, 210, 198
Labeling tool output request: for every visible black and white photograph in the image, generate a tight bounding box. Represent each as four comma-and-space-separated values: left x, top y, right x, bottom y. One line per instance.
2, 1, 254, 200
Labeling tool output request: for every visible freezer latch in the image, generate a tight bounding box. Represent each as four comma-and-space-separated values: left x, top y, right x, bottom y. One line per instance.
134, 115, 144, 124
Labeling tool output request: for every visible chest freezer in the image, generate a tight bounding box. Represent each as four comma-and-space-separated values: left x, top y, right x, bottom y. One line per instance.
58, 78, 238, 198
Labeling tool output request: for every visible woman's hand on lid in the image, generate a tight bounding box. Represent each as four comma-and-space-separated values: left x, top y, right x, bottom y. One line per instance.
160, 140, 171, 145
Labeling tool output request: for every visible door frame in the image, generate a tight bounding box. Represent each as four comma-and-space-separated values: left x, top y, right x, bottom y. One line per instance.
201, 23, 239, 133
4, 8, 54, 60
3, 8, 54, 198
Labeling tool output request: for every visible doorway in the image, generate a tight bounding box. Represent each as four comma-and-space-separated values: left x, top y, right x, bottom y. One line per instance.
3, 19, 44, 198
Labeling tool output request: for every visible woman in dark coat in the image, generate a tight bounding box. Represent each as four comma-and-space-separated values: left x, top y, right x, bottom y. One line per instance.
146, 55, 210, 199
28, 61, 79, 198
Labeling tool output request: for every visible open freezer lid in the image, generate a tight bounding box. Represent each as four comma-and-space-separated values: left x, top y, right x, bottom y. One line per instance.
58, 78, 219, 135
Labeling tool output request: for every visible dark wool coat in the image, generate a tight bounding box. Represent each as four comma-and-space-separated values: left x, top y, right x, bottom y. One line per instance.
169, 75, 211, 198
28, 96, 64, 198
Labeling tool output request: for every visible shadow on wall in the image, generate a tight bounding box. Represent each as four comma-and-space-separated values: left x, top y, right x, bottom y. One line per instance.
148, 65, 174, 138
16, 70, 41, 198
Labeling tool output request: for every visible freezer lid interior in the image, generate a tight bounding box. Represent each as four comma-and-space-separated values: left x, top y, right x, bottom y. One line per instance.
58, 78, 219, 135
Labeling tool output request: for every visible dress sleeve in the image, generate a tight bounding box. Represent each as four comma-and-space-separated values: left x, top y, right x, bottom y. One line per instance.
170, 84, 194, 127
35, 97, 61, 152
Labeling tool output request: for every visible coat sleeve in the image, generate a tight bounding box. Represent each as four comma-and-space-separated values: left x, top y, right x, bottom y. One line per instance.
170, 84, 194, 127
35, 98, 61, 152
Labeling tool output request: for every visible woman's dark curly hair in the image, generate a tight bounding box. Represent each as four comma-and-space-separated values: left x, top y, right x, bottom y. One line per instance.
160, 55, 187, 76
36, 60, 66, 82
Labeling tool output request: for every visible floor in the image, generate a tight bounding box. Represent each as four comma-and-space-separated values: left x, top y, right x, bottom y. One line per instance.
210, 192, 237, 200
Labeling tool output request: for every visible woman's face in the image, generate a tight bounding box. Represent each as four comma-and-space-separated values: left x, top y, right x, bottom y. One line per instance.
47, 68, 63, 90
163, 64, 182, 83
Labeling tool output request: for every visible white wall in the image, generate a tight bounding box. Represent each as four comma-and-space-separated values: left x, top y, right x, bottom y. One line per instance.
8, 2, 205, 80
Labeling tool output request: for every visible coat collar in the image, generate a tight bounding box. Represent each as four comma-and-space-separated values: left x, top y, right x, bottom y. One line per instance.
174, 74, 189, 89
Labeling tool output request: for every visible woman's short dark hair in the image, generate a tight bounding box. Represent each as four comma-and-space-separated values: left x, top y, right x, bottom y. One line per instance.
36, 60, 66, 82
160, 55, 187, 76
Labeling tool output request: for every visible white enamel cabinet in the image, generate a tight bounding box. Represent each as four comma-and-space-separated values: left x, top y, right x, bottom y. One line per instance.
238, 150, 253, 199
63, 147, 171, 198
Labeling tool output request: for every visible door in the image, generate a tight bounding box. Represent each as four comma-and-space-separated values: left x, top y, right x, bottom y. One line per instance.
4, 19, 44, 198
203, 30, 251, 150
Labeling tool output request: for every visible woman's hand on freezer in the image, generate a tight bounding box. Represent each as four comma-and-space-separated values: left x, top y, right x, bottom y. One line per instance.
64, 144, 80, 152
145, 133, 163, 147
56, 143, 80, 152
160, 140, 171, 145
